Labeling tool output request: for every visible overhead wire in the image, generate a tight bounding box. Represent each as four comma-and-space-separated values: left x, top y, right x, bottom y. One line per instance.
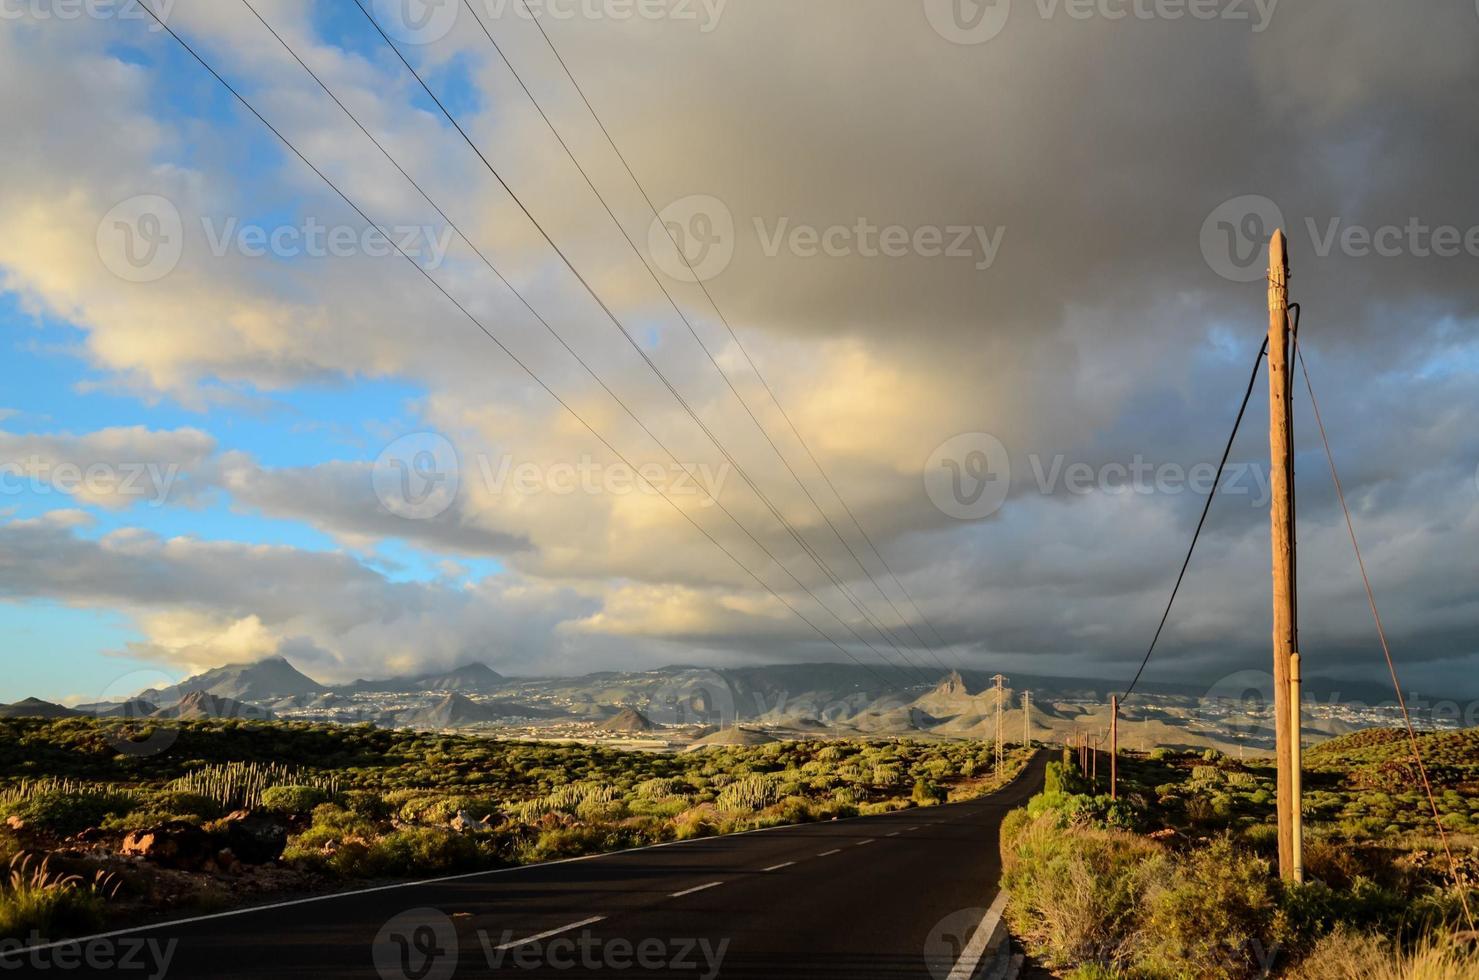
133, 0, 913, 689
1120, 337, 1270, 703
1294, 335, 1474, 931
233, 0, 929, 684
349, 0, 938, 683
471, 0, 957, 671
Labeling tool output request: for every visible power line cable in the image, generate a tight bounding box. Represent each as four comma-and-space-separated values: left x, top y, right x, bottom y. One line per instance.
132, 0, 908, 689
349, 0, 936, 684
1120, 338, 1269, 703
234, 0, 925, 683
465, 0, 955, 673
526, 3, 952, 659
1294, 336, 1473, 932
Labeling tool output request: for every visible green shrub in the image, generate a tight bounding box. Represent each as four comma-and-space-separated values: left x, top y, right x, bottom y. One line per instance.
1001, 811, 1164, 970
260, 785, 331, 816
912, 779, 946, 805
1132, 836, 1281, 979
4, 789, 137, 836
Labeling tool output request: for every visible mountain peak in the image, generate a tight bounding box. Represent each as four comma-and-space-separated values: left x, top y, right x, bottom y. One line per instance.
934, 670, 973, 697
144, 656, 328, 705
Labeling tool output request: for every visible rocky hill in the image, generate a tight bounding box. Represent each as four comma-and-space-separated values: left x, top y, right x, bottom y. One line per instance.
597, 707, 658, 733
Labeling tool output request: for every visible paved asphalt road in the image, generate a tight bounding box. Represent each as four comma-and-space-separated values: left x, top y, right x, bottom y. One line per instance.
16, 753, 1046, 980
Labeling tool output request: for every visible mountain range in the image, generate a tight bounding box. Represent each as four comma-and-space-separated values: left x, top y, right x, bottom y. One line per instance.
0, 656, 1420, 751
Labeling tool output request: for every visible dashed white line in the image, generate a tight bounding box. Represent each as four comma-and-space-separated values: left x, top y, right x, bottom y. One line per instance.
762, 862, 796, 872
818, 848, 842, 857
886, 831, 901, 837
670, 881, 724, 898
855, 838, 876, 846
492, 916, 606, 951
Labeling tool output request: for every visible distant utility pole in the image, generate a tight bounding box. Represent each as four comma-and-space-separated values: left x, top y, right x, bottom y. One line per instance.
992, 674, 1008, 772
1110, 695, 1119, 801
1021, 691, 1032, 749
1267, 229, 1303, 882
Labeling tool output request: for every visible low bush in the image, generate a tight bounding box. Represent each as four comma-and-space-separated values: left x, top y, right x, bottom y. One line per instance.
1000, 811, 1163, 970
1291, 926, 1479, 979
3, 789, 137, 837
260, 785, 332, 816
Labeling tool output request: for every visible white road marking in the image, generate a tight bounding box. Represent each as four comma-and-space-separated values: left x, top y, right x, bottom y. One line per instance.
818, 848, 842, 856
762, 862, 796, 872
670, 881, 724, 898
493, 916, 606, 951
855, 838, 875, 846
947, 890, 1010, 980
887, 831, 901, 837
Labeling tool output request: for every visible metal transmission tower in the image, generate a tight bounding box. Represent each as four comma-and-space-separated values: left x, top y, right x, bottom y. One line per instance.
991, 674, 1008, 772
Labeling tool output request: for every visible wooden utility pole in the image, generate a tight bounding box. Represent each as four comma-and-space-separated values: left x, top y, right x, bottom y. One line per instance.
1091, 735, 1098, 788
1110, 695, 1119, 801
1290, 652, 1304, 881
1267, 229, 1300, 881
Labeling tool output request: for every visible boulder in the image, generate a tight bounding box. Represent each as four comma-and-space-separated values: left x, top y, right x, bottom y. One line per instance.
121, 821, 215, 869
216, 810, 287, 864
450, 810, 493, 833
